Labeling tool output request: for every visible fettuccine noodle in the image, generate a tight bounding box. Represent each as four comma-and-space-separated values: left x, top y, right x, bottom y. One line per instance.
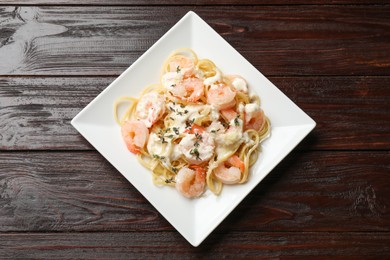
114, 48, 270, 198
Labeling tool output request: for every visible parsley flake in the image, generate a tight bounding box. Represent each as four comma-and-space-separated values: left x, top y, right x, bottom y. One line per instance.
176, 66, 181, 73
234, 116, 240, 126
190, 148, 201, 160
185, 118, 195, 129
165, 177, 176, 184
153, 154, 165, 161
195, 133, 203, 141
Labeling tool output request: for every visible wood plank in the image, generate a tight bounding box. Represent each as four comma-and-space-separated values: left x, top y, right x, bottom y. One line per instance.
1, 76, 389, 150
0, 151, 388, 232
1, 0, 389, 5
0, 232, 389, 257
0, 6, 389, 76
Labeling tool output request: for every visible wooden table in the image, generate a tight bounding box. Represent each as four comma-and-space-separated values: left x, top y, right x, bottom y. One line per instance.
1, 1, 389, 258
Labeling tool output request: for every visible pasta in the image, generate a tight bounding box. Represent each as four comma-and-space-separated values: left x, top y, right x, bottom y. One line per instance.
114, 48, 270, 198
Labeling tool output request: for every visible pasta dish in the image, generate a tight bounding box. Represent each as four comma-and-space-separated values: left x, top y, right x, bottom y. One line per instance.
114, 48, 270, 198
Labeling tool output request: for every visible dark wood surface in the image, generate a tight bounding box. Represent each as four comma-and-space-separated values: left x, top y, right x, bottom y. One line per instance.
0, 1, 389, 258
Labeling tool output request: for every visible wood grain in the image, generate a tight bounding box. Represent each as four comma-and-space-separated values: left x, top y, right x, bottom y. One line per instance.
0, 151, 388, 232
0, 1, 389, 255
0, 6, 389, 76
1, 76, 389, 150
1, 0, 389, 5
0, 232, 389, 258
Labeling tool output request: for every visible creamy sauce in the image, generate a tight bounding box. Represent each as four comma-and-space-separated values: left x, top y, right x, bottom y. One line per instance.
179, 132, 215, 164
238, 102, 245, 113
245, 103, 260, 114
210, 105, 220, 121
147, 132, 174, 168
207, 121, 225, 134
232, 78, 248, 93
161, 72, 181, 89
167, 102, 206, 132
242, 131, 254, 146
214, 118, 244, 160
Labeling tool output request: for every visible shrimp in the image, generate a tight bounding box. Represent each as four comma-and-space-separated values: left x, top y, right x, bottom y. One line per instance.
169, 77, 204, 103
179, 127, 215, 165
121, 120, 149, 154
245, 105, 265, 131
168, 55, 195, 78
220, 108, 238, 122
175, 165, 206, 198
184, 123, 204, 135
214, 155, 245, 184
207, 83, 236, 109
135, 92, 166, 128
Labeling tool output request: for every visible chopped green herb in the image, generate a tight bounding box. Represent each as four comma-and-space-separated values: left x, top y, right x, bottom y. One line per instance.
180, 104, 185, 108
190, 148, 201, 160
170, 84, 176, 88
167, 134, 174, 139
185, 118, 195, 128
169, 117, 174, 120
169, 106, 175, 112
176, 66, 181, 73
171, 167, 178, 174
184, 110, 189, 114
173, 127, 179, 135
194, 141, 200, 147
195, 133, 202, 141
165, 177, 175, 184
153, 154, 165, 160
234, 116, 240, 126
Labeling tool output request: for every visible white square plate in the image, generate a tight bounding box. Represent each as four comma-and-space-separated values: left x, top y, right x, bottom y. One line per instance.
71, 11, 315, 247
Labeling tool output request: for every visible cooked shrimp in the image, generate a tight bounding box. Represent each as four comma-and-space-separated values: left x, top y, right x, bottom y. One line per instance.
214, 155, 245, 184
225, 75, 248, 93
121, 120, 149, 154
220, 108, 238, 122
245, 104, 265, 131
207, 83, 236, 109
169, 77, 204, 103
168, 55, 195, 78
135, 92, 166, 128
175, 166, 206, 198
179, 129, 215, 165
185, 123, 205, 135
